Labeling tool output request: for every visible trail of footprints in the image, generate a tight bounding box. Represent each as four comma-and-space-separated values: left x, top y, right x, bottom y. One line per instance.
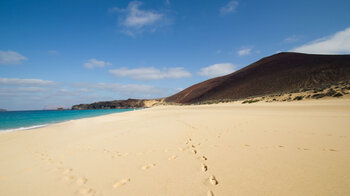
182, 136, 218, 195
31, 123, 341, 196
177, 119, 220, 195
33, 151, 96, 196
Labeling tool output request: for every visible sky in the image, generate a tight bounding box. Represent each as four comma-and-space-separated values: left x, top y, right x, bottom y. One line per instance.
0, 0, 350, 110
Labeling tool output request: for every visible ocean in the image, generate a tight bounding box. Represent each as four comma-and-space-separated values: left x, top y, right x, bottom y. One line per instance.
0, 109, 136, 132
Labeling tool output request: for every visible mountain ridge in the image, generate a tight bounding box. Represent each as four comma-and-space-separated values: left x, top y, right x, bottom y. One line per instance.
165, 52, 350, 104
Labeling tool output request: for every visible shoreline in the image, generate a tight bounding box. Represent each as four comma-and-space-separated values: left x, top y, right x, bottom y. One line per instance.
1, 99, 349, 195
0, 108, 139, 133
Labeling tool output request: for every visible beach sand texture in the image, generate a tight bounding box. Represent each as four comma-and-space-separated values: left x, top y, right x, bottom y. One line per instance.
0, 99, 350, 196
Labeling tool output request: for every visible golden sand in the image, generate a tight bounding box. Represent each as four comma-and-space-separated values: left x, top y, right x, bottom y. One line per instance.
1, 99, 349, 195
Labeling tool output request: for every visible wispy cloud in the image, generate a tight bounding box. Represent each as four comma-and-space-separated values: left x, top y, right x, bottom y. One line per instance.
291, 27, 350, 54
84, 58, 112, 69
0, 50, 27, 65
198, 63, 235, 78
72, 82, 173, 100
109, 67, 191, 80
0, 78, 54, 86
237, 48, 252, 56
110, 1, 167, 36
284, 35, 302, 43
220, 1, 239, 15
92, 83, 169, 98
0, 78, 174, 110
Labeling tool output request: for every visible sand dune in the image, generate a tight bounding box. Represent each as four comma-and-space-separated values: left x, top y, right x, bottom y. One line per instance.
0, 99, 350, 195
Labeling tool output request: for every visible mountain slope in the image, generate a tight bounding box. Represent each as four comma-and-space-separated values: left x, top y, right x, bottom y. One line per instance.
166, 52, 350, 104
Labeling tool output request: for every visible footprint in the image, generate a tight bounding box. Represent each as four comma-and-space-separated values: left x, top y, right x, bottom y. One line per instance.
209, 175, 218, 185
76, 177, 88, 185
199, 156, 207, 161
142, 163, 156, 170
192, 149, 197, 154
207, 190, 214, 196
201, 164, 208, 172
63, 168, 73, 174
168, 155, 177, 160
329, 149, 337, 152
113, 178, 130, 188
298, 147, 309, 151
78, 187, 95, 195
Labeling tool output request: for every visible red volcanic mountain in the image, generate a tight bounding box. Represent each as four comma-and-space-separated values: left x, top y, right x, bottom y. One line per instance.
166, 52, 350, 104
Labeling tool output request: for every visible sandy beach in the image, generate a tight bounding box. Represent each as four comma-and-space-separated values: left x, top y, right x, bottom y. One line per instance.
1, 99, 350, 196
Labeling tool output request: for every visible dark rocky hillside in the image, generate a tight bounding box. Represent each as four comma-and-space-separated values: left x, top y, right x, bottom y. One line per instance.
166, 52, 350, 104
72, 99, 148, 110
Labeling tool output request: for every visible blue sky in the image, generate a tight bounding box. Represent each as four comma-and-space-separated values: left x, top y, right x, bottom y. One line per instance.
1, 0, 349, 110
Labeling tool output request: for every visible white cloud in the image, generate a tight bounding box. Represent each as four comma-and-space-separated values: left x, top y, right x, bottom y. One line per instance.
0, 50, 27, 64
110, 1, 165, 36
220, 1, 239, 15
291, 27, 350, 54
198, 63, 235, 78
109, 67, 191, 80
174, 87, 184, 92
84, 58, 112, 69
0, 78, 54, 86
237, 48, 252, 56
73, 82, 172, 99
0, 77, 179, 110
123, 2, 162, 28
0, 87, 47, 94
0, 79, 173, 110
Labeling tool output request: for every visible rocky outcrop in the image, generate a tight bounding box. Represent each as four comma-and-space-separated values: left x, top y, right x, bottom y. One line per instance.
71, 99, 163, 110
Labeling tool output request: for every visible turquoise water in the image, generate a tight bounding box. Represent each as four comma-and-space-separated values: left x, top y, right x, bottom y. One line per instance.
0, 109, 136, 132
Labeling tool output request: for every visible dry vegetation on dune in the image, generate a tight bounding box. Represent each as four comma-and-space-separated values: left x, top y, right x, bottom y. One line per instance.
186, 82, 350, 105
